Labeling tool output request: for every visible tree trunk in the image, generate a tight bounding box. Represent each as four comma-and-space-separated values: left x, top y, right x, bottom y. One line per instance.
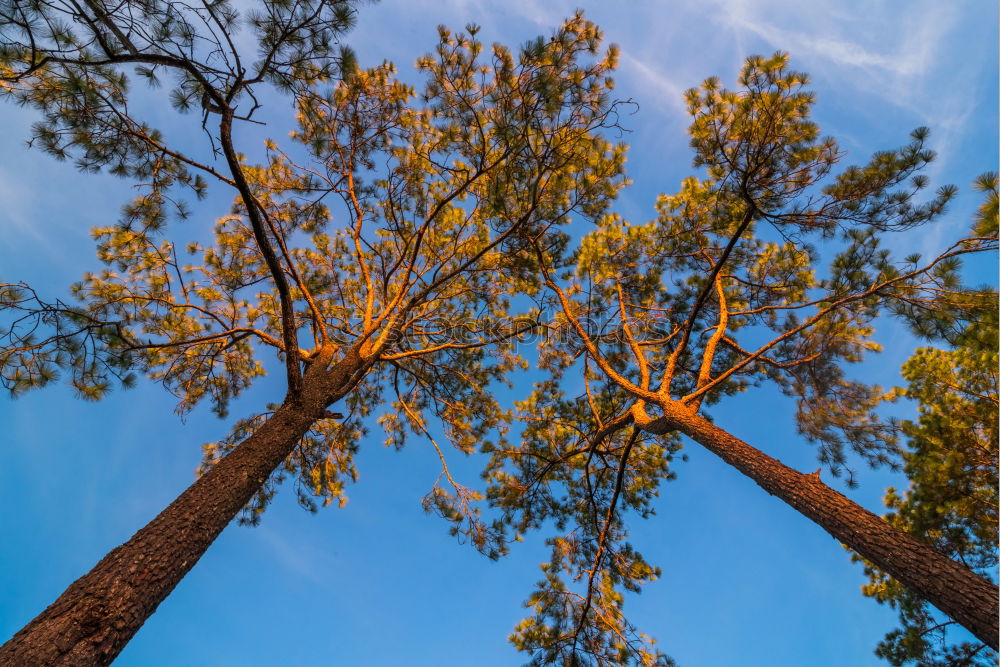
653, 401, 999, 650
0, 346, 363, 666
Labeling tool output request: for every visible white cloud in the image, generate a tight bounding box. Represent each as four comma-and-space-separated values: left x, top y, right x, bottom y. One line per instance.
619, 50, 689, 114
712, 0, 958, 92
0, 176, 47, 247
259, 525, 339, 587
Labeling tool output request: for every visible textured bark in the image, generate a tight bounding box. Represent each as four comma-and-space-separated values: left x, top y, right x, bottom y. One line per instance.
648, 401, 999, 650
0, 346, 366, 666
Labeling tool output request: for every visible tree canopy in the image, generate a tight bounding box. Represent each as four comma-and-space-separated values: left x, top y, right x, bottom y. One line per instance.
0, 7, 633, 663
856, 175, 998, 666
486, 52, 997, 663
1, 5, 624, 526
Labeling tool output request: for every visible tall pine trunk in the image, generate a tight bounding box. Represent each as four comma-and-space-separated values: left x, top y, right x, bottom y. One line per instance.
0, 347, 363, 666
655, 401, 999, 649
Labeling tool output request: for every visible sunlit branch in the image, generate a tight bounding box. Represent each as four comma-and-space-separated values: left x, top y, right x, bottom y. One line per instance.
536, 250, 658, 404
660, 200, 755, 395
683, 239, 995, 405
718, 335, 822, 370
379, 321, 535, 361
614, 280, 649, 390
690, 269, 729, 411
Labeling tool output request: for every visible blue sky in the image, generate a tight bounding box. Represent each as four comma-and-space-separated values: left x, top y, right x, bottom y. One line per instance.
0, 1, 996, 665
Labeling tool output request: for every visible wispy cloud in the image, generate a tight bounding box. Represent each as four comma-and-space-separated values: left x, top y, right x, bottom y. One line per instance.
704, 0, 982, 219
258, 525, 339, 588
0, 175, 48, 247
619, 50, 688, 115
712, 0, 958, 100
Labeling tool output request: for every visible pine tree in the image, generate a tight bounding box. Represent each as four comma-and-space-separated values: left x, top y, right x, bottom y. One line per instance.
489, 53, 998, 663
0, 7, 626, 663
855, 175, 998, 666
3, 7, 997, 664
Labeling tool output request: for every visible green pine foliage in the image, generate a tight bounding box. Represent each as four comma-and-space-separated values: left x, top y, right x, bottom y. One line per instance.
486, 52, 997, 664
1, 9, 642, 662
855, 180, 999, 667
